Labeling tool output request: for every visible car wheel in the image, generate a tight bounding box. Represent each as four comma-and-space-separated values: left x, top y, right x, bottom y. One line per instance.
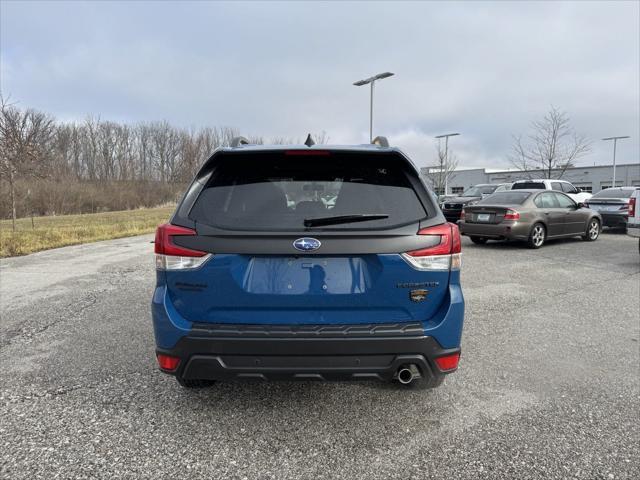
470, 236, 488, 245
527, 223, 546, 249
582, 218, 600, 241
176, 377, 216, 388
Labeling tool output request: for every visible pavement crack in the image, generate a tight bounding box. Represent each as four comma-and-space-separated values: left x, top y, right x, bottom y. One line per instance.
0, 292, 103, 351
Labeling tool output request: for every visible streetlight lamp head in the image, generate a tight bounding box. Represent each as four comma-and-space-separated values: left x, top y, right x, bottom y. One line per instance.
435, 133, 460, 139
374, 72, 394, 80
602, 136, 630, 141
353, 72, 395, 86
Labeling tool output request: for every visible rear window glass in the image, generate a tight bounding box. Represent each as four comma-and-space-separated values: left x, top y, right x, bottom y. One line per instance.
512, 182, 545, 190
591, 188, 637, 199
461, 185, 497, 196
477, 192, 531, 205
189, 151, 429, 231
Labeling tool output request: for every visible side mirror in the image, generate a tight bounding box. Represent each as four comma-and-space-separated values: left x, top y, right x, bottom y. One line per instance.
577, 202, 585, 209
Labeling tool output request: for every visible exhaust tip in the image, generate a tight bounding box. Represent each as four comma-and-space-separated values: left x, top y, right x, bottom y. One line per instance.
397, 368, 414, 385
397, 364, 422, 385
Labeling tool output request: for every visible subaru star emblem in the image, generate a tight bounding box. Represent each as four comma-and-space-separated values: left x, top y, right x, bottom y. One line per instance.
293, 237, 321, 252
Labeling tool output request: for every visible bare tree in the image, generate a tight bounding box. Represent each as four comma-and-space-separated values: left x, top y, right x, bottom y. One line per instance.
1, 98, 337, 220
0, 98, 55, 229
424, 140, 458, 196
509, 107, 591, 179
314, 131, 330, 145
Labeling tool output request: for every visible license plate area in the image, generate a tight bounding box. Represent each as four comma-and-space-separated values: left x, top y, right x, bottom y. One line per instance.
476, 213, 491, 222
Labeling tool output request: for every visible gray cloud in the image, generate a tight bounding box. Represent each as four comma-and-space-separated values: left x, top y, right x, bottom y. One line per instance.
1, 0, 638, 169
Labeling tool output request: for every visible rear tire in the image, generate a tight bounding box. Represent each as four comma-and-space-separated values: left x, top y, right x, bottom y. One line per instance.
582, 218, 600, 241
527, 223, 546, 249
470, 236, 488, 245
176, 377, 216, 389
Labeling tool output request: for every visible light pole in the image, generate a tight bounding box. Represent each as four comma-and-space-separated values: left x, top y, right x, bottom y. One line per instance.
602, 136, 630, 188
435, 133, 460, 195
353, 72, 395, 142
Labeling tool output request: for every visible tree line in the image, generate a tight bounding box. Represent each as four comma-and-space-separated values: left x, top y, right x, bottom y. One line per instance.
0, 98, 326, 227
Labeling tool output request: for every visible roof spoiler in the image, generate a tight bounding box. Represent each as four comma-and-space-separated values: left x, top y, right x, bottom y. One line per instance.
372, 136, 389, 147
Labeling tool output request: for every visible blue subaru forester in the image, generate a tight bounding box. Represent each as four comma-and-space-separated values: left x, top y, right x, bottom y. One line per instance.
151, 138, 464, 388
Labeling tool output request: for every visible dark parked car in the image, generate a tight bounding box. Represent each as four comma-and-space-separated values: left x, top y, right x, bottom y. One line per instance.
584, 187, 640, 228
152, 139, 464, 389
459, 190, 602, 248
441, 183, 511, 222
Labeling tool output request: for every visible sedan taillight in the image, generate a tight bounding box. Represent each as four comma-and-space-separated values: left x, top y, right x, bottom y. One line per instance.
629, 198, 636, 217
503, 209, 520, 220
154, 223, 211, 270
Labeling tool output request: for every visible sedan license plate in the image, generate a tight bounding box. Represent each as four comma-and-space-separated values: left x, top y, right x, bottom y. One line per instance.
477, 213, 491, 222
601, 205, 619, 212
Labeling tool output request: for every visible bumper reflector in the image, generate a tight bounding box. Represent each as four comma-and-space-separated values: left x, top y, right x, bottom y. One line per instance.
434, 352, 460, 371
157, 354, 180, 372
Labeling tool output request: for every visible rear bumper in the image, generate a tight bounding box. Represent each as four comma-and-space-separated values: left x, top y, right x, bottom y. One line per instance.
459, 221, 529, 240
599, 212, 628, 227
156, 333, 459, 382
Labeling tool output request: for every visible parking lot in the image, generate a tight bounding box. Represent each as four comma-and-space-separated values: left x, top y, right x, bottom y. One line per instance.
1, 231, 638, 479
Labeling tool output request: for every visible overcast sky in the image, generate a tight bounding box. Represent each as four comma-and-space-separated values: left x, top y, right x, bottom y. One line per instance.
1, 0, 638, 169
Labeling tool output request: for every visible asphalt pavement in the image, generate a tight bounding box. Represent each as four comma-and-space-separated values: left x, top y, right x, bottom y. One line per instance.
1, 231, 639, 479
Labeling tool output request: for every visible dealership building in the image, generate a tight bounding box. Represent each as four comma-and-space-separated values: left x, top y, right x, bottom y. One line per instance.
421, 162, 640, 195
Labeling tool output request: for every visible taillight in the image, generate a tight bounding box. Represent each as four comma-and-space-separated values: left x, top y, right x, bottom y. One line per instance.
402, 223, 462, 271
629, 198, 636, 217
460, 209, 466, 220
503, 209, 520, 220
156, 354, 180, 372
154, 223, 211, 270
434, 352, 460, 371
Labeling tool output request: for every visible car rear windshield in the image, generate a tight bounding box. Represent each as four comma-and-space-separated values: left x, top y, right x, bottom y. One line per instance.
189, 151, 430, 231
462, 185, 497, 196
512, 182, 545, 190
591, 188, 637, 199
478, 192, 531, 205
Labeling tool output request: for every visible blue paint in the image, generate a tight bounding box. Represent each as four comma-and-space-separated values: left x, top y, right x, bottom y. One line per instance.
152, 253, 464, 350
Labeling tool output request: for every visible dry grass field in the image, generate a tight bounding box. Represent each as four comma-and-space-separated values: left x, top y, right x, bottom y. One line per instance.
0, 206, 174, 258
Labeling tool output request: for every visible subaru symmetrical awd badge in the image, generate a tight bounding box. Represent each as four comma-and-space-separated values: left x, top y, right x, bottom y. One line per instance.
293, 237, 321, 252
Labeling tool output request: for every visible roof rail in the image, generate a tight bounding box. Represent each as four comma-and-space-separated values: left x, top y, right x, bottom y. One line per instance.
372, 136, 389, 147
230, 136, 250, 148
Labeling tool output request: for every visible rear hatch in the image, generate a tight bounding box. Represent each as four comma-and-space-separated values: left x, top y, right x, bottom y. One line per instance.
157, 148, 456, 326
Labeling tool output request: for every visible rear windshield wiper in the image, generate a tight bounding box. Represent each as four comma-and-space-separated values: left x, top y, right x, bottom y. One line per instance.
303, 214, 389, 228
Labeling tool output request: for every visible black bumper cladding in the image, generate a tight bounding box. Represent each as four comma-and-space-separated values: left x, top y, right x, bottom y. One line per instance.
157, 323, 460, 383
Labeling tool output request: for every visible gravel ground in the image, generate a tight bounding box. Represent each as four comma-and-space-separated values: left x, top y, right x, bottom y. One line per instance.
1, 231, 638, 479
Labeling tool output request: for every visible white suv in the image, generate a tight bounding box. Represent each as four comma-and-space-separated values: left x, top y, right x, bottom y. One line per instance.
511, 179, 592, 203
